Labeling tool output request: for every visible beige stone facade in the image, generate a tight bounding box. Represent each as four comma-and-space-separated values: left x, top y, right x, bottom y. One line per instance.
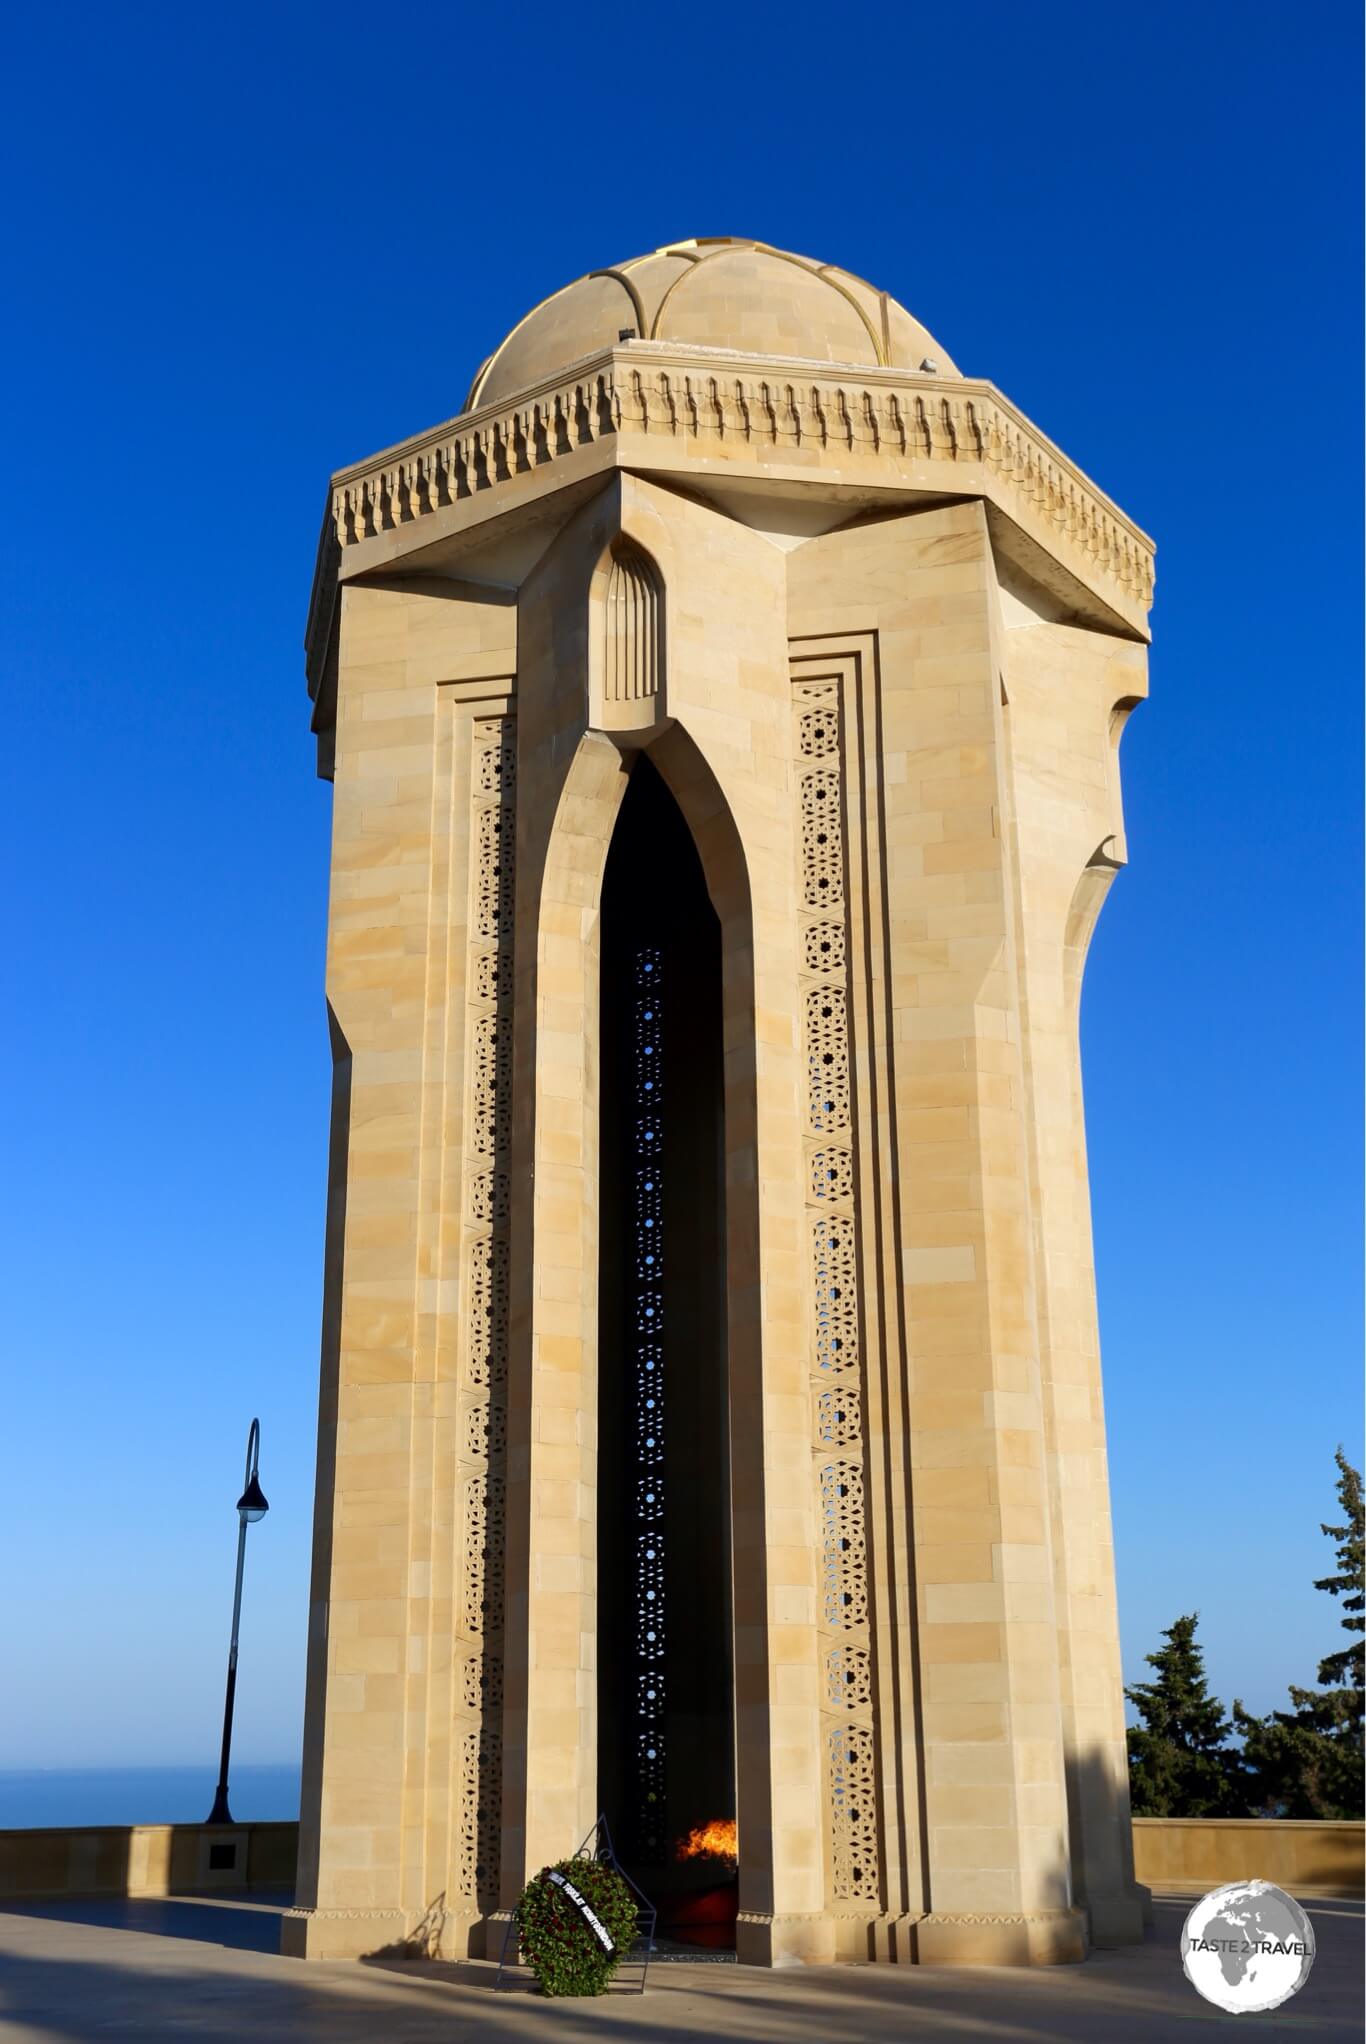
284, 238, 1154, 1968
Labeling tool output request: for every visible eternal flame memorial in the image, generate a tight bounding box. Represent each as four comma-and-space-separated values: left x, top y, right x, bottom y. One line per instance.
284, 237, 1156, 1970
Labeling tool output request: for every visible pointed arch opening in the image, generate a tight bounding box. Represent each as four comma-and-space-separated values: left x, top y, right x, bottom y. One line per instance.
595, 753, 736, 1937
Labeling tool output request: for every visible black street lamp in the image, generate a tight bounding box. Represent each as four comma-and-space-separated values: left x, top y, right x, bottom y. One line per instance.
206, 1417, 269, 1825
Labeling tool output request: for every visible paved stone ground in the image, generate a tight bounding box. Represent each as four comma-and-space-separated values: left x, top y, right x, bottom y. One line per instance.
0, 1893, 1360, 2041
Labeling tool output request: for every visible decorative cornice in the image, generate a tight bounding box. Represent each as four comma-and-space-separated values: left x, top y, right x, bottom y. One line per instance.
306, 343, 1154, 692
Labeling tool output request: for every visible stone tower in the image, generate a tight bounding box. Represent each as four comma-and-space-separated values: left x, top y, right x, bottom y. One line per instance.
284, 238, 1155, 1968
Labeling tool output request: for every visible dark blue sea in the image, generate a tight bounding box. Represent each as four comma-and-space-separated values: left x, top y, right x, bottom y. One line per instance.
0, 1765, 301, 1829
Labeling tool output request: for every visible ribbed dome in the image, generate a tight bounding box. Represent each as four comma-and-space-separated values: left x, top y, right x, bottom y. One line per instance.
466, 238, 958, 410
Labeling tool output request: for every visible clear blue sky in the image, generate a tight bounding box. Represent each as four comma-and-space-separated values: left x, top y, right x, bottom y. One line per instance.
2, 1, 1359, 1772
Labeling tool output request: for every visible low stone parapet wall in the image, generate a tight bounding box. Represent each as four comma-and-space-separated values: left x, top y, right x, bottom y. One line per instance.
2, 1817, 1360, 1907
1133, 1818, 1364, 1898
0, 1821, 298, 1901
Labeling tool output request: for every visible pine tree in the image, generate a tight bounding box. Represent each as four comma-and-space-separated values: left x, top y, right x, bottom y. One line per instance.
1315, 1449, 1364, 1691
1126, 1613, 1241, 1816
1233, 1449, 1364, 1820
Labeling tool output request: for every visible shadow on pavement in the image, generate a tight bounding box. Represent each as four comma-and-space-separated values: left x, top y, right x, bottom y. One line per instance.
2, 1887, 292, 1954
0, 1893, 1358, 2044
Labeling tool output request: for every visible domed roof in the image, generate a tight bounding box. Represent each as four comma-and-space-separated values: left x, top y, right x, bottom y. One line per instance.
466, 238, 958, 410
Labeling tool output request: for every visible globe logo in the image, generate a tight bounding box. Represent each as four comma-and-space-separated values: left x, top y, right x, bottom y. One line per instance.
1181, 1880, 1316, 2014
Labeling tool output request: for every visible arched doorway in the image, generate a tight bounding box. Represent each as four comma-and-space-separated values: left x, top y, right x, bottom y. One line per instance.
596, 755, 737, 1938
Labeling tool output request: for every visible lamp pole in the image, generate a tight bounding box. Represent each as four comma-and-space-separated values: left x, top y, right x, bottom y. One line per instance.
207, 1417, 269, 1825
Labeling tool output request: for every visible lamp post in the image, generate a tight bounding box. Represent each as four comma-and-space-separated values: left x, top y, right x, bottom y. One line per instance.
206, 1417, 269, 1825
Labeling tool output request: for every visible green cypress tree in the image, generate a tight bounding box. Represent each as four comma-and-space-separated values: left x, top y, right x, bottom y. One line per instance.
1233, 1449, 1364, 1819
1126, 1613, 1240, 1815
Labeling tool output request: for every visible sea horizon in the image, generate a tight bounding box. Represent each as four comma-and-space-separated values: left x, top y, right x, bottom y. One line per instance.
0, 1764, 302, 1829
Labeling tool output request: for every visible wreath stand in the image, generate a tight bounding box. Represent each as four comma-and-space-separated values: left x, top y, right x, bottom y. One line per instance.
494, 1814, 658, 1995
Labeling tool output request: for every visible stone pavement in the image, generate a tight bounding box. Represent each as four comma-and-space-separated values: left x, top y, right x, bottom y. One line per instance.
0, 1893, 1360, 2041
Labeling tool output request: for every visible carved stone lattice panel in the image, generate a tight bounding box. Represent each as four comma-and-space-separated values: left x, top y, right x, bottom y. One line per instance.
458, 1728, 502, 1910
805, 986, 850, 1134
827, 1723, 879, 1903
467, 1233, 509, 1388
476, 733, 516, 797
461, 1652, 505, 1717
825, 1643, 873, 1711
810, 1146, 855, 1205
472, 1014, 512, 1157
455, 714, 514, 1919
475, 807, 515, 942
800, 769, 844, 910
803, 920, 846, 976
817, 1383, 862, 1449
462, 1473, 506, 1639
797, 687, 841, 760
463, 1398, 507, 1463
820, 1461, 869, 1630
469, 1169, 510, 1225
795, 664, 879, 1915
812, 1215, 859, 1376
472, 950, 509, 1005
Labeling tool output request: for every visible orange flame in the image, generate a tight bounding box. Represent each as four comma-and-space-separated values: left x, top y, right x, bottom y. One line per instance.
675, 1818, 738, 1863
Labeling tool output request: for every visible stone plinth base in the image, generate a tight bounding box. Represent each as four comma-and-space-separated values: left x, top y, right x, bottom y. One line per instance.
280, 1905, 409, 1960
858, 1912, 922, 1964
735, 1910, 837, 1966
282, 1902, 486, 1961
1085, 1885, 1149, 1947
914, 1907, 1088, 1967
